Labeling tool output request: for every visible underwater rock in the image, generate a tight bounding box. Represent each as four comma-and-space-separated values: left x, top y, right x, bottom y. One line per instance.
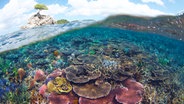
18, 68, 26, 82
65, 65, 101, 83
34, 69, 46, 81
48, 92, 78, 104
73, 80, 111, 99
115, 79, 144, 104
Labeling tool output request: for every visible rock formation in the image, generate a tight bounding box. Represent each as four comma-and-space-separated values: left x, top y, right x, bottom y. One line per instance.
21, 14, 56, 29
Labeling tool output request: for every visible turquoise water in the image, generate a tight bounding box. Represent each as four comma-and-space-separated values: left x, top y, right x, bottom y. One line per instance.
0, 26, 184, 103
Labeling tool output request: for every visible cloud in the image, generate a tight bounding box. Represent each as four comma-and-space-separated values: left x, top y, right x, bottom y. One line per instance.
0, 0, 37, 35
0, 0, 168, 35
67, 0, 166, 18
42, 4, 68, 16
141, 0, 164, 6
0, 0, 69, 36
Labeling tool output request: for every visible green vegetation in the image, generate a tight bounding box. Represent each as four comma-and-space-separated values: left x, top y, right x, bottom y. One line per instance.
57, 19, 69, 24
34, 4, 48, 10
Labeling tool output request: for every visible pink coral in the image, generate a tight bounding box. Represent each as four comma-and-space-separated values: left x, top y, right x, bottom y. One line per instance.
48, 92, 78, 104
115, 79, 144, 104
39, 84, 47, 97
34, 69, 46, 81
79, 90, 117, 104
47, 69, 65, 78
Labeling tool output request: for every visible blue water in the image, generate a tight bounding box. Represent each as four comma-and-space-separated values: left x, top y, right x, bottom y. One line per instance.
0, 26, 184, 103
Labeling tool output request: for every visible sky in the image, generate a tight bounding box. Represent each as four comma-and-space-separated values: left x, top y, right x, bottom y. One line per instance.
0, 0, 183, 35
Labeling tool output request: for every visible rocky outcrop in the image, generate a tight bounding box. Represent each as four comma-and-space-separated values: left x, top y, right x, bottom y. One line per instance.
21, 14, 56, 29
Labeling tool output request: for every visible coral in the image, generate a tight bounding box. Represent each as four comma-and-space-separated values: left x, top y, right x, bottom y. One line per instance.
76, 54, 100, 64
47, 81, 56, 92
115, 79, 144, 104
34, 69, 46, 81
29, 79, 36, 89
73, 80, 111, 99
47, 77, 72, 94
79, 90, 118, 104
48, 92, 78, 104
18, 68, 26, 82
30, 89, 47, 104
53, 50, 60, 57
112, 70, 133, 81
39, 84, 47, 96
65, 65, 101, 83
47, 69, 65, 78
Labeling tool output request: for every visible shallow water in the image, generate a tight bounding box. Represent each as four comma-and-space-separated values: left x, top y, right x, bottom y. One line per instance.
0, 26, 184, 103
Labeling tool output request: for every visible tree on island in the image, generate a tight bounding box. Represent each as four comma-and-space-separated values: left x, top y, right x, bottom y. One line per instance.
34, 4, 48, 19
57, 19, 69, 24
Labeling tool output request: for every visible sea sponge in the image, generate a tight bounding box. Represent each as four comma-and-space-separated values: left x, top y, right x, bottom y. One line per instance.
73, 80, 111, 99
65, 65, 101, 83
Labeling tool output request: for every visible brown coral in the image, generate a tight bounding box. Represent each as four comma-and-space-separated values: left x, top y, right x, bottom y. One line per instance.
73, 80, 111, 99
65, 65, 101, 83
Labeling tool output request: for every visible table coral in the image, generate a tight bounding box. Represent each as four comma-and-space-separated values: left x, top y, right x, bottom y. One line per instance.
73, 80, 111, 99
65, 65, 101, 83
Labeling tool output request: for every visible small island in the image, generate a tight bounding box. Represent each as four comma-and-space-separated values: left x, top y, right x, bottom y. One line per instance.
21, 4, 69, 29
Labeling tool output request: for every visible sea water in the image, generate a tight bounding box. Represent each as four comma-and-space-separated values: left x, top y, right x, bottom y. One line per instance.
0, 25, 184, 103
